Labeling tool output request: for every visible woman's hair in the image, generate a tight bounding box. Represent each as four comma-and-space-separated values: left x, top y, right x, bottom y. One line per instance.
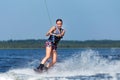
56, 19, 63, 24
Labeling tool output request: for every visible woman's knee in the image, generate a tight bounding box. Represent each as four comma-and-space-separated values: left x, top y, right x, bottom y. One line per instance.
52, 60, 57, 64
45, 46, 52, 59
45, 56, 51, 59
52, 50, 57, 64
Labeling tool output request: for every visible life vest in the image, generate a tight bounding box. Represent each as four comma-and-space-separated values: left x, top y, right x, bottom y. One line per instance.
48, 26, 64, 44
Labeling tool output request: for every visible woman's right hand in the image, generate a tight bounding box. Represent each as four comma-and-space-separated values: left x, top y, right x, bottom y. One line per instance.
46, 33, 51, 36
46, 32, 56, 36
46, 26, 56, 36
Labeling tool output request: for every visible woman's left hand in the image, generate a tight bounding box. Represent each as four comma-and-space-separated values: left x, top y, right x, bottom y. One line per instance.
56, 34, 62, 37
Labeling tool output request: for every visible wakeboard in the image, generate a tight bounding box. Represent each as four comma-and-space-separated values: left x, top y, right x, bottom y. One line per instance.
34, 68, 43, 73
34, 67, 48, 73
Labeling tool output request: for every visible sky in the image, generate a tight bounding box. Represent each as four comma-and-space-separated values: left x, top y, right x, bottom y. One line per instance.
0, 0, 120, 41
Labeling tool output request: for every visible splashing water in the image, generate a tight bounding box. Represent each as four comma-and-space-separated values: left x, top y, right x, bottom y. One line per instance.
0, 49, 120, 80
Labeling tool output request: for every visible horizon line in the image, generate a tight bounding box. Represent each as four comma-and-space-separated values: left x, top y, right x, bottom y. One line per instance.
0, 39, 120, 42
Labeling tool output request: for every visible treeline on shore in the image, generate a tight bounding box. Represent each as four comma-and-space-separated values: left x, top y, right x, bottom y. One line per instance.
0, 39, 120, 49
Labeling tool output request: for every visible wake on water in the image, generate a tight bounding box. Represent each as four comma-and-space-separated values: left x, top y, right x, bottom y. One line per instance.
0, 49, 120, 80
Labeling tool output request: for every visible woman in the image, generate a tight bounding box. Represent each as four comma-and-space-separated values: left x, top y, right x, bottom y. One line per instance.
35, 19, 65, 72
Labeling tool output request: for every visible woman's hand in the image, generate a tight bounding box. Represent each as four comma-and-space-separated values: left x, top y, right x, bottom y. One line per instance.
46, 26, 56, 36
56, 29, 65, 37
46, 32, 52, 36
56, 34, 62, 37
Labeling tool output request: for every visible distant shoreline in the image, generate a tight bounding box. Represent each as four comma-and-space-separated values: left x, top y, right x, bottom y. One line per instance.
0, 39, 120, 49
0, 47, 120, 49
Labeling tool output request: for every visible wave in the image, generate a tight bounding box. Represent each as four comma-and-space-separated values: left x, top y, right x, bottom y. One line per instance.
0, 49, 120, 80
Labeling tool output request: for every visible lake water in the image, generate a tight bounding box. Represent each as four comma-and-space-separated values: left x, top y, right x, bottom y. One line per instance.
0, 48, 120, 80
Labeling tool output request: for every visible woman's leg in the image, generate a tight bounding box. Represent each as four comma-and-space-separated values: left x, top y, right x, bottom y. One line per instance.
41, 46, 52, 64
36, 46, 52, 70
47, 50, 57, 68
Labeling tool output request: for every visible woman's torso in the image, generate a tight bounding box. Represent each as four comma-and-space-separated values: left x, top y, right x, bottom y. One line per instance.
48, 26, 64, 45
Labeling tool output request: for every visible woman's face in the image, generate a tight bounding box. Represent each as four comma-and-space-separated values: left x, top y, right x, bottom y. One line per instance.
56, 21, 62, 28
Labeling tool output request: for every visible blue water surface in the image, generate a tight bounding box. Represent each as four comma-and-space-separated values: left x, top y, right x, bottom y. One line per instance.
0, 48, 120, 80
